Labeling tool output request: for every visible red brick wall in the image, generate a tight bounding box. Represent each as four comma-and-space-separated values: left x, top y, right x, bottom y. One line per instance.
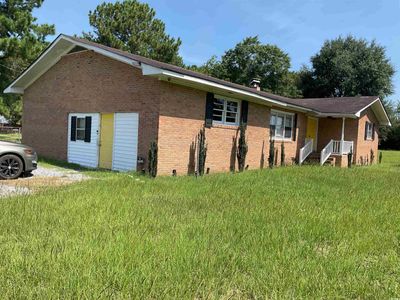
22, 49, 309, 174
356, 108, 379, 164
157, 97, 308, 175
317, 117, 358, 152
25, 49, 376, 174
23, 50, 163, 167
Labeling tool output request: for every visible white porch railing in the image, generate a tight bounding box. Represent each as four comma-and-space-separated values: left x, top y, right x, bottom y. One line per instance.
321, 140, 354, 165
332, 140, 341, 154
341, 141, 354, 154
299, 138, 313, 165
320, 140, 334, 165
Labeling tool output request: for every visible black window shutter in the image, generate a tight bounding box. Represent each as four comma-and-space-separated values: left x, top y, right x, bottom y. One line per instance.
292, 113, 298, 141
205, 92, 214, 128
84, 116, 92, 143
364, 122, 368, 140
372, 123, 375, 140
70, 116, 77, 141
240, 100, 249, 126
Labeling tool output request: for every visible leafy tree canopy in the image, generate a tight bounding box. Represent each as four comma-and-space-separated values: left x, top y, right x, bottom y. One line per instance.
299, 35, 395, 99
0, 0, 55, 125
83, 0, 183, 66
191, 36, 300, 97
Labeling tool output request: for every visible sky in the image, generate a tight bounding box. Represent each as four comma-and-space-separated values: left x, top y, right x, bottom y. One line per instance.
33, 0, 400, 102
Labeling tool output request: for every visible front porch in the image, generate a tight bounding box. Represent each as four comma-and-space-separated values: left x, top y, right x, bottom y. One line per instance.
300, 116, 357, 166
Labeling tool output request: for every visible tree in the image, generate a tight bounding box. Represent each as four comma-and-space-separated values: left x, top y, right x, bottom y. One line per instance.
380, 101, 400, 150
299, 36, 395, 99
192, 36, 300, 97
0, 0, 55, 125
83, 0, 182, 65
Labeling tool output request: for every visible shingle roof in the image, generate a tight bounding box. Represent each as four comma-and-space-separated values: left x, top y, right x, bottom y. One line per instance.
5, 34, 383, 119
289, 96, 379, 114
68, 36, 383, 116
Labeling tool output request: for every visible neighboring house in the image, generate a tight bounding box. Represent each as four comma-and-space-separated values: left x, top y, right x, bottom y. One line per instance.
0, 115, 8, 127
4, 34, 391, 175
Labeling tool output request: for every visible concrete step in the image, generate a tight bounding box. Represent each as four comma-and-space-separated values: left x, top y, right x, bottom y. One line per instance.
304, 152, 335, 166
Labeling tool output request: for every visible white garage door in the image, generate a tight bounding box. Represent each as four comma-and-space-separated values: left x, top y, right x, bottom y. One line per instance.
67, 113, 99, 168
112, 113, 139, 172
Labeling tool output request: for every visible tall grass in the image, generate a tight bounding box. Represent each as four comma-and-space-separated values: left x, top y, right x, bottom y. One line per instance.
0, 151, 399, 298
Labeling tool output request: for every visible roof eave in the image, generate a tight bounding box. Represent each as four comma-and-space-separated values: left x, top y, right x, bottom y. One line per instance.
354, 97, 391, 126
141, 63, 314, 113
315, 113, 358, 118
4, 34, 141, 94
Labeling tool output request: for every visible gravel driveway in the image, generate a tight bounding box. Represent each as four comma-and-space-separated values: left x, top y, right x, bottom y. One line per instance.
0, 166, 88, 198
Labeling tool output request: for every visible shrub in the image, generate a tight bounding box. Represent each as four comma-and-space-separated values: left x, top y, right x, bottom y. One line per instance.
280, 143, 285, 166
379, 151, 383, 164
197, 127, 207, 176
148, 141, 158, 178
370, 149, 375, 164
268, 139, 275, 169
237, 124, 248, 172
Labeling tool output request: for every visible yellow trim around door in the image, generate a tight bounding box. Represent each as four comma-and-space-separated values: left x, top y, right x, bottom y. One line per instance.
99, 113, 114, 169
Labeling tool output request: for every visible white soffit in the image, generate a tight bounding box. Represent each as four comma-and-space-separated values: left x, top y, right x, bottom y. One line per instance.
141, 64, 313, 113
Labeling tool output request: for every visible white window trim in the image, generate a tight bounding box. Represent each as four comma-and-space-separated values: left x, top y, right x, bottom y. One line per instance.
69, 113, 91, 144
366, 122, 374, 140
270, 109, 294, 141
76, 117, 86, 141
212, 96, 241, 126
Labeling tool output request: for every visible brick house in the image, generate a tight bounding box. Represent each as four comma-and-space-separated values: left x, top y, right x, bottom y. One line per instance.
4, 35, 391, 175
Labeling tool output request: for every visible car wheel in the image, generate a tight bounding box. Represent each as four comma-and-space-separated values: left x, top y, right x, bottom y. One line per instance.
0, 154, 24, 180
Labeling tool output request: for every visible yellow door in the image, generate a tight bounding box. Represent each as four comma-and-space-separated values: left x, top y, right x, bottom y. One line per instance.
99, 113, 114, 169
306, 117, 317, 140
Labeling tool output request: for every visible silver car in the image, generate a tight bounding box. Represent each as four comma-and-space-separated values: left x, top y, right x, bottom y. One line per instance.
0, 141, 38, 179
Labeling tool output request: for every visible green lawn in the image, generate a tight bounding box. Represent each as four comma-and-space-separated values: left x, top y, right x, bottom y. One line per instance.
0, 132, 21, 143
1, 151, 400, 298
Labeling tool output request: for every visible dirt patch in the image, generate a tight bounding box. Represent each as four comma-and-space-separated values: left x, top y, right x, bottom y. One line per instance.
0, 166, 88, 198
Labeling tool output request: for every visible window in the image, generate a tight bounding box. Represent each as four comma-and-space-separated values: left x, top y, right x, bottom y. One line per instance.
76, 117, 86, 141
270, 110, 294, 140
212, 97, 240, 125
366, 122, 374, 140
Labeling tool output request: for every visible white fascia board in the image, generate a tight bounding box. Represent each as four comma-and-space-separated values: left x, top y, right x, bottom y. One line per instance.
162, 70, 289, 107
4, 35, 67, 94
354, 98, 391, 126
3, 87, 24, 94
61, 35, 140, 68
354, 98, 380, 117
141, 63, 314, 113
4, 35, 141, 94
316, 113, 357, 118
141, 64, 163, 75
21, 44, 76, 92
